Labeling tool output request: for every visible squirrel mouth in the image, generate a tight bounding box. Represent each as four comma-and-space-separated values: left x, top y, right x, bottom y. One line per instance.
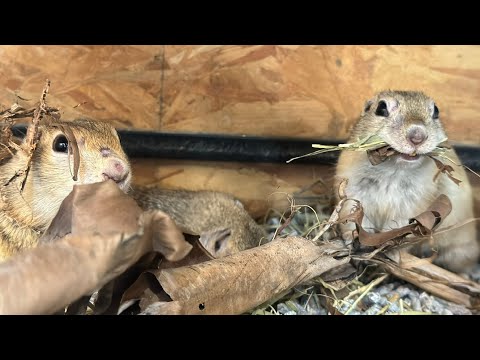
367, 145, 422, 165
102, 173, 130, 191
398, 153, 420, 161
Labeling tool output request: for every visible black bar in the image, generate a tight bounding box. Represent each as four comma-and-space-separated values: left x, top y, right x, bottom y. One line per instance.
10, 126, 480, 170
117, 129, 341, 165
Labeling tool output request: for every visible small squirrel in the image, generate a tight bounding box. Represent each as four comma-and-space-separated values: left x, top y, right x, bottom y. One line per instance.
132, 188, 266, 257
335, 90, 479, 272
0, 119, 266, 260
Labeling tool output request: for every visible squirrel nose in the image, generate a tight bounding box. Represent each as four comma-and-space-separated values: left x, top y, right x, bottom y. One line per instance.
103, 159, 130, 183
407, 126, 427, 146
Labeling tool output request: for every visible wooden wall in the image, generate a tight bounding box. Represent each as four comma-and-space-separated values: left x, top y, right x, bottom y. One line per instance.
1, 45, 479, 217
1, 45, 479, 142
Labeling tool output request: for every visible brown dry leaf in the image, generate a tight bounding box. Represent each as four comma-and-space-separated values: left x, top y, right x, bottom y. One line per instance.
117, 235, 214, 314
0, 181, 192, 314
158, 234, 214, 269
42, 180, 192, 279
366, 145, 397, 166
412, 193, 452, 231
430, 156, 462, 186
92, 252, 161, 315
371, 252, 480, 308
341, 195, 452, 247
0, 231, 137, 314
138, 236, 349, 315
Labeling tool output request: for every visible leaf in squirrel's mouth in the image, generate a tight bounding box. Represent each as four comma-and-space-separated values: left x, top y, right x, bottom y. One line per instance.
398, 153, 420, 161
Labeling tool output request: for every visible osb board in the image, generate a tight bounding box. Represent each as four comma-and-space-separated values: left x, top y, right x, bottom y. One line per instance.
0, 45, 164, 129
0, 45, 479, 142
131, 159, 333, 219
131, 158, 480, 220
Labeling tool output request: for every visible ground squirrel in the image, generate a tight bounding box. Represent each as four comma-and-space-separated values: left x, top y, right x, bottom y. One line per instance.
335, 90, 479, 272
0, 119, 266, 260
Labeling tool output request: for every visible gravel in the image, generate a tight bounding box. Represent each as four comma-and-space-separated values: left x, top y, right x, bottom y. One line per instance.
270, 281, 474, 315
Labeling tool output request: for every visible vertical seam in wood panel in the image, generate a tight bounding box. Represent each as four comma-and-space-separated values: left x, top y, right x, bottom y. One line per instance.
158, 45, 166, 130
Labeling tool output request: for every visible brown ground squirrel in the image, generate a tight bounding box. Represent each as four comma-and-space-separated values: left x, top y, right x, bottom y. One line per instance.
0, 119, 266, 260
335, 90, 479, 272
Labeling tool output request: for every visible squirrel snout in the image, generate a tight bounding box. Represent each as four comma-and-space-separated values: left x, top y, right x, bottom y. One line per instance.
102, 158, 130, 184
406, 126, 427, 146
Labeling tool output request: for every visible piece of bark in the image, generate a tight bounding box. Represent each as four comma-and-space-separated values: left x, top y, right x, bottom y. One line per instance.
140, 236, 350, 315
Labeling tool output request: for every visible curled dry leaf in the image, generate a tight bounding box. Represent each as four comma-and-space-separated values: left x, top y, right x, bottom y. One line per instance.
117, 236, 213, 314
0, 232, 134, 315
369, 251, 480, 308
430, 156, 462, 186
42, 180, 192, 280
366, 145, 397, 166
340, 194, 452, 248
128, 236, 350, 315
0, 181, 192, 314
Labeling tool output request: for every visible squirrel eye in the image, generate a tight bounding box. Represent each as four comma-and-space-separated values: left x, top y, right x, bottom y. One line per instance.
375, 101, 389, 117
53, 134, 69, 153
433, 105, 439, 119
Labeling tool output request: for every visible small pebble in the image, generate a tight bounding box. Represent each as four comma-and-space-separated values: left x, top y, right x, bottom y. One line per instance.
410, 297, 422, 312
276, 303, 293, 315
364, 304, 383, 315
395, 286, 411, 298
377, 283, 395, 295
362, 292, 385, 307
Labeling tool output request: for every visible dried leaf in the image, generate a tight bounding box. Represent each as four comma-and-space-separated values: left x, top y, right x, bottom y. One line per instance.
371, 252, 480, 308
93, 252, 161, 315
0, 231, 138, 314
366, 145, 397, 165
430, 156, 462, 186
158, 234, 214, 269
411, 193, 451, 230
0, 181, 192, 314
341, 195, 452, 247
117, 236, 214, 314
143, 237, 350, 315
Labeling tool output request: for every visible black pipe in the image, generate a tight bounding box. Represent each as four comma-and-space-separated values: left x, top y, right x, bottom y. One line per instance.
10, 126, 480, 170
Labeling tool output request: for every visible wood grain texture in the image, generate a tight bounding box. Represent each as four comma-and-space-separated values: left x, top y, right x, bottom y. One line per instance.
161, 45, 480, 142
0, 45, 479, 142
0, 45, 164, 129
